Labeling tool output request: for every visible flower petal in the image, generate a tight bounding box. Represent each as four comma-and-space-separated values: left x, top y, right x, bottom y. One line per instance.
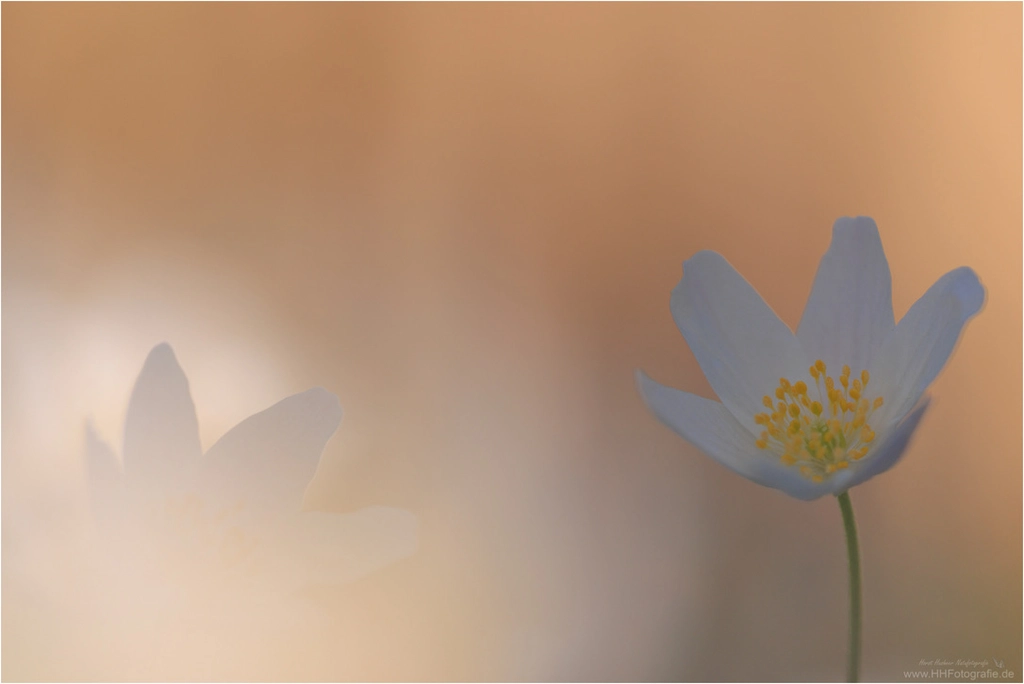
199, 388, 342, 518
825, 398, 930, 494
637, 371, 827, 501
869, 267, 984, 426
797, 217, 895, 373
122, 343, 202, 499
84, 421, 125, 530
670, 251, 810, 431
256, 507, 419, 591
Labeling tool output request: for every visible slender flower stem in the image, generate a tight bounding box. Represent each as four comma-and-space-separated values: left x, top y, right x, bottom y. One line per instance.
837, 491, 862, 683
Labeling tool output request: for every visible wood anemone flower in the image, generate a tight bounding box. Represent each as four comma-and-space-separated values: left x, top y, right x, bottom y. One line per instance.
637, 217, 984, 501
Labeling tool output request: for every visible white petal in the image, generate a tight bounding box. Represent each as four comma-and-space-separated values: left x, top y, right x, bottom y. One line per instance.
797, 217, 895, 373
122, 343, 202, 499
256, 507, 419, 590
637, 371, 828, 501
869, 267, 984, 426
670, 251, 810, 431
825, 398, 930, 494
199, 388, 342, 519
84, 421, 125, 530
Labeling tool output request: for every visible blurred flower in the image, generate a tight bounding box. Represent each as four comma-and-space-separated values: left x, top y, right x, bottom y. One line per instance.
638, 217, 984, 500
83, 342, 418, 608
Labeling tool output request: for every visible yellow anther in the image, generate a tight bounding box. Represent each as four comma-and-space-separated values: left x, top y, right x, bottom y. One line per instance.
757, 364, 886, 482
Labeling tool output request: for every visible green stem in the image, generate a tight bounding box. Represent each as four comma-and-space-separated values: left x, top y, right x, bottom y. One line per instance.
837, 491, 862, 683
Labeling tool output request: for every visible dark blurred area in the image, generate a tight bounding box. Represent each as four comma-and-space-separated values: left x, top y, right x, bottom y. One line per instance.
3, 3, 1021, 681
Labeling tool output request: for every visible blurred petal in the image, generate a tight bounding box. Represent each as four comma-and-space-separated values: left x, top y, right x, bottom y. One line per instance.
637, 371, 827, 501
670, 250, 811, 432
258, 507, 419, 590
84, 420, 125, 530
122, 343, 202, 499
797, 217, 895, 373
826, 398, 930, 494
200, 388, 342, 518
870, 267, 984, 426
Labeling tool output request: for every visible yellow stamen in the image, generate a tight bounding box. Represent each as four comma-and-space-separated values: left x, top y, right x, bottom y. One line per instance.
753, 363, 886, 482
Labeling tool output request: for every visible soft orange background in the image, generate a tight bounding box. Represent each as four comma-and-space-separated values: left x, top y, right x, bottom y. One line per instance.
3, 4, 1021, 681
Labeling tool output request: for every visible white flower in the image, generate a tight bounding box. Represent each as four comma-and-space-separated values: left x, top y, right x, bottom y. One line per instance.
83, 343, 418, 598
637, 217, 984, 500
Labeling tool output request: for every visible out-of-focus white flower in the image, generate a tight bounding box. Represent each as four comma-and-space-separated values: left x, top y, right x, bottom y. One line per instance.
83, 342, 417, 608
638, 217, 984, 500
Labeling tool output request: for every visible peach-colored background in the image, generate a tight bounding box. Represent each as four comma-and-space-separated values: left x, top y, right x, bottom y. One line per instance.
3, 3, 1021, 681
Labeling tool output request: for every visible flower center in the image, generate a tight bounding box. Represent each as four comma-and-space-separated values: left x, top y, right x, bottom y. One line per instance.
145, 494, 259, 581
753, 359, 884, 482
